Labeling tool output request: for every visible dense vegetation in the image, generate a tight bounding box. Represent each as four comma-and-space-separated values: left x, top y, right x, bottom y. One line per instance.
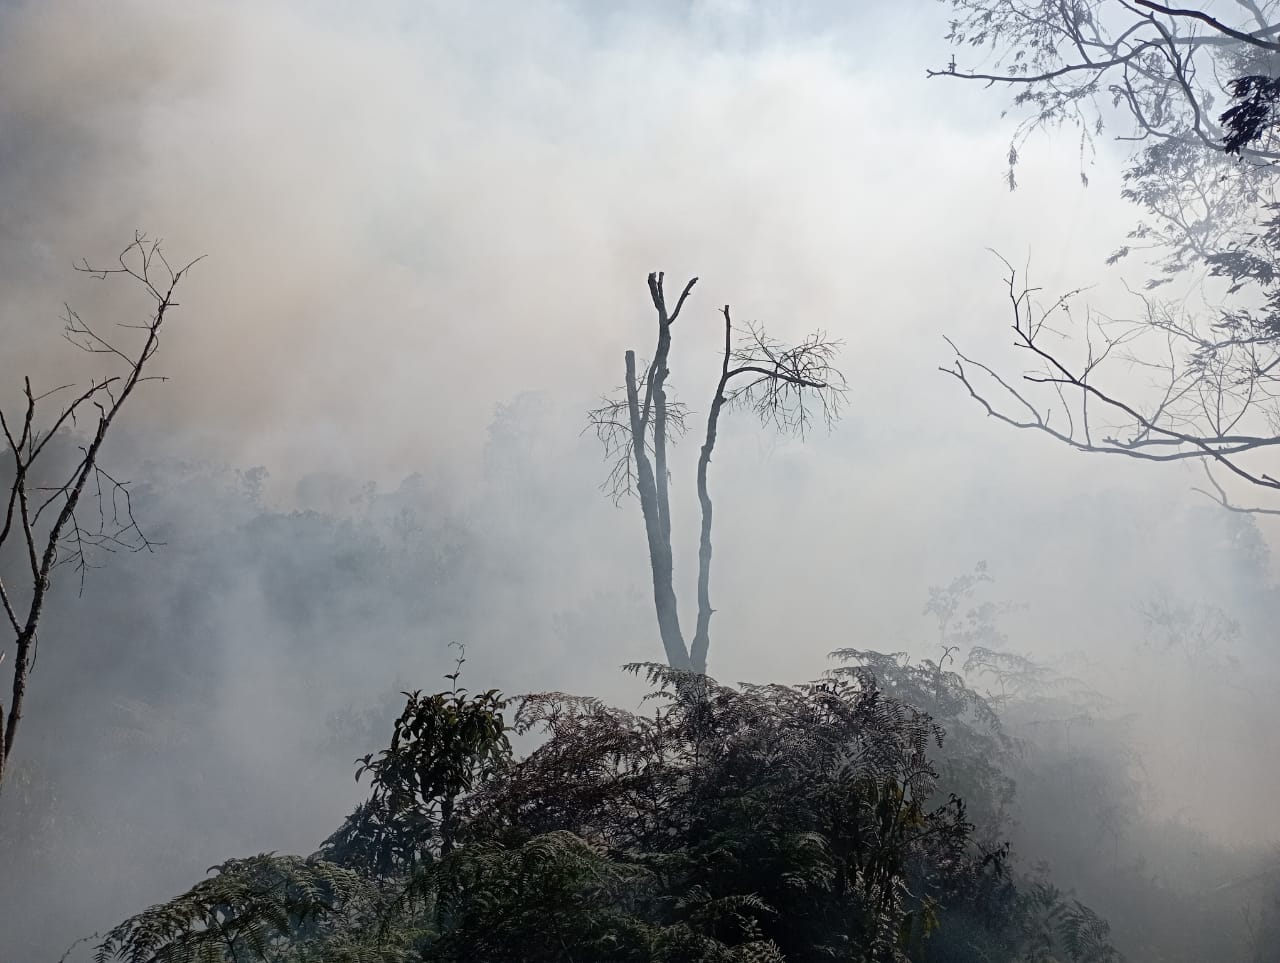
76, 565, 1279, 962
92, 655, 1124, 963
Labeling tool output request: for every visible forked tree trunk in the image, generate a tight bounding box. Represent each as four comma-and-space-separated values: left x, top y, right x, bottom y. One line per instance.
612, 272, 842, 676
622, 273, 703, 672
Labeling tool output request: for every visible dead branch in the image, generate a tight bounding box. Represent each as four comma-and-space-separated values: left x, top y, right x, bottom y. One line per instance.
943, 256, 1280, 507
0, 232, 199, 795
586, 369, 689, 505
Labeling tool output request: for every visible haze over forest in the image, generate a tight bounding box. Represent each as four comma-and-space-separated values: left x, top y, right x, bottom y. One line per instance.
3, 1, 1280, 961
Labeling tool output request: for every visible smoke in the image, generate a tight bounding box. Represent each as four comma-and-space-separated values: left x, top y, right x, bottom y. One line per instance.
2, 0, 1276, 958
0, 0, 1132, 478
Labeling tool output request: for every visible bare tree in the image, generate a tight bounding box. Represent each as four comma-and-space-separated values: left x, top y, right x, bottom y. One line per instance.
589, 273, 845, 673
0, 234, 199, 795
942, 253, 1280, 511
931, 1, 1280, 512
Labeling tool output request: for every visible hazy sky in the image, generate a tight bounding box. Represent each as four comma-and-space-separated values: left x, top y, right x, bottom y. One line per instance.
0, 0, 1186, 660
0, 0, 1137, 481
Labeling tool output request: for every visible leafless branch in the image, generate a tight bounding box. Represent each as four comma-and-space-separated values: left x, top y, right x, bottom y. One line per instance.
0, 232, 198, 796
944, 257, 1280, 506
1134, 0, 1280, 51
585, 376, 689, 505
724, 320, 847, 438
1192, 460, 1280, 512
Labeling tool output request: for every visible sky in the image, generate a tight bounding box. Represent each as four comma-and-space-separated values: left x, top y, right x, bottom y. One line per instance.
2, 0, 1277, 957
0, 0, 1176, 663
0, 0, 1133, 481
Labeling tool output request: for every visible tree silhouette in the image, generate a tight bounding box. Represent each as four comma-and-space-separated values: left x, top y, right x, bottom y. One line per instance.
589, 273, 844, 672
0, 234, 199, 796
